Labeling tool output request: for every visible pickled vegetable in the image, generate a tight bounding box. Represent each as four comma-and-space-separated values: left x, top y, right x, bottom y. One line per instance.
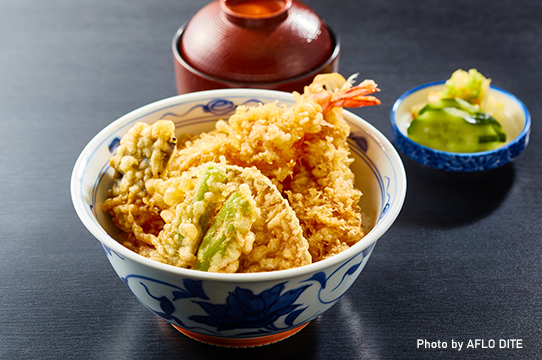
440, 68, 491, 105
408, 69, 506, 153
408, 102, 506, 152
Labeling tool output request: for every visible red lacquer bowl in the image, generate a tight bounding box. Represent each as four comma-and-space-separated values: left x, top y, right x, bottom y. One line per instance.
172, 0, 340, 94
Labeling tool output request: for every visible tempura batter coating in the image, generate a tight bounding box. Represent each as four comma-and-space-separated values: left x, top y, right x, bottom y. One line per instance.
167, 75, 371, 261
102, 73, 380, 271
285, 107, 364, 261
139, 162, 311, 272
102, 120, 177, 248
168, 99, 325, 185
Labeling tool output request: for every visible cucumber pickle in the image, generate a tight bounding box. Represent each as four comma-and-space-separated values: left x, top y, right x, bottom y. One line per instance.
407, 98, 506, 153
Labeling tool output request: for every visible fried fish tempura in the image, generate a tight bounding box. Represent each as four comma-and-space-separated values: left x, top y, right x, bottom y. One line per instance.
102, 73, 380, 271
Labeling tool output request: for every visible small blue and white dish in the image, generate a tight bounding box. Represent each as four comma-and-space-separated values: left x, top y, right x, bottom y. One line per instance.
390, 81, 531, 172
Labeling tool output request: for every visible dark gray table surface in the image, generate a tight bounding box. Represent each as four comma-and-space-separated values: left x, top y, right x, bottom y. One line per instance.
1, 0, 540, 359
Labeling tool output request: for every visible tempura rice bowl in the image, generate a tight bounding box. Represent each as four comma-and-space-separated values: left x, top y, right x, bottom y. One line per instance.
71, 89, 406, 347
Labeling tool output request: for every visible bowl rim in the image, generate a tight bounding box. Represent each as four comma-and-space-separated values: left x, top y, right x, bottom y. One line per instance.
172, 21, 341, 87
71, 88, 407, 283
390, 80, 531, 158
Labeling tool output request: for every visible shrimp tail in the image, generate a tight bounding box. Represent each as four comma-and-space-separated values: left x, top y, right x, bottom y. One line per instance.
324, 80, 381, 113
309, 74, 381, 114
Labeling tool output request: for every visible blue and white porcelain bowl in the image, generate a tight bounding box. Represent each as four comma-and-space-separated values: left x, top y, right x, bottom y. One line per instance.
391, 81, 531, 172
71, 89, 407, 347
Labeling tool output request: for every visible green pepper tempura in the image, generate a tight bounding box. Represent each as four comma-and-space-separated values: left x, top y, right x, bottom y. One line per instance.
143, 161, 312, 273
407, 69, 507, 153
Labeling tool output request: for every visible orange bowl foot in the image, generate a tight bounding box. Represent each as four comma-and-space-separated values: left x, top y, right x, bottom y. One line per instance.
172, 322, 310, 347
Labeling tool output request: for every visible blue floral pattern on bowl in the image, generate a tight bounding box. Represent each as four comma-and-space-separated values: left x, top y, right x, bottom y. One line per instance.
105, 242, 375, 338
189, 282, 310, 333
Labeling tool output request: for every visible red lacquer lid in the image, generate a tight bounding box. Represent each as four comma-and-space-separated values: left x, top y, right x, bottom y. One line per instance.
178, 0, 335, 84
